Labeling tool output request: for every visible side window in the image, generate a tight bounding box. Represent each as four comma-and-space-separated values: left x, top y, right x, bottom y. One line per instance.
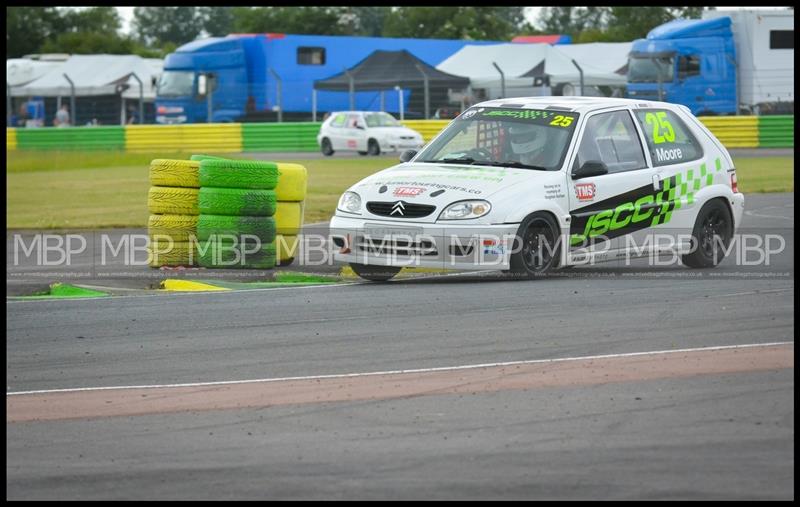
346, 114, 362, 129
576, 110, 647, 174
678, 55, 701, 79
770, 30, 793, 49
330, 114, 346, 128
634, 109, 703, 166
298, 47, 326, 65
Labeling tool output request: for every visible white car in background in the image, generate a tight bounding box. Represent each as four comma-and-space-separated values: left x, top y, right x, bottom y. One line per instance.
330, 97, 745, 281
318, 111, 425, 156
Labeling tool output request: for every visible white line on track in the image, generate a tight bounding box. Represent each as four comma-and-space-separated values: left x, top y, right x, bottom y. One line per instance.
7, 341, 793, 396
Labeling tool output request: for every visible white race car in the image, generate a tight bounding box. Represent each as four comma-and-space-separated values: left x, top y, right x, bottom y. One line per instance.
329, 97, 745, 281
317, 111, 424, 156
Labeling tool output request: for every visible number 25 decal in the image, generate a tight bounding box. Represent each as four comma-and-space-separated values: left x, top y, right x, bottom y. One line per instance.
645, 112, 675, 144
549, 115, 574, 127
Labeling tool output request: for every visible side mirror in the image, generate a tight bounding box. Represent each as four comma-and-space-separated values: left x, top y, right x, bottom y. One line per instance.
197, 74, 207, 96
355, 123, 366, 130
571, 160, 608, 180
399, 150, 417, 163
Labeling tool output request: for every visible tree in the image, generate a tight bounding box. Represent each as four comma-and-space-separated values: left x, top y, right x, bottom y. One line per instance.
231, 7, 350, 35
382, 7, 532, 40
6, 7, 66, 58
200, 7, 235, 37
342, 6, 392, 37
537, 7, 609, 36
61, 7, 122, 35
132, 7, 205, 46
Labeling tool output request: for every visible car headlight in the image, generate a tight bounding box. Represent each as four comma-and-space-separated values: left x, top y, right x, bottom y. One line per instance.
438, 200, 492, 220
338, 191, 362, 214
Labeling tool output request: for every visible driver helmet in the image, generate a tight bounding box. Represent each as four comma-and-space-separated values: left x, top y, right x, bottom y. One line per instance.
508, 123, 548, 156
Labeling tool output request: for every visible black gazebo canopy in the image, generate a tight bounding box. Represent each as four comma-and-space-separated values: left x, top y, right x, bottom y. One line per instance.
313, 49, 470, 91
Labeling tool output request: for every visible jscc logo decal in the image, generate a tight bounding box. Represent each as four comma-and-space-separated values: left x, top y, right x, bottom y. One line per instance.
393, 187, 426, 197
575, 183, 596, 201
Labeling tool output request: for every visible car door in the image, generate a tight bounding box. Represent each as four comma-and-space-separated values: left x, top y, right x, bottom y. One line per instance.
327, 113, 348, 150
632, 107, 710, 256
566, 109, 658, 265
344, 113, 367, 152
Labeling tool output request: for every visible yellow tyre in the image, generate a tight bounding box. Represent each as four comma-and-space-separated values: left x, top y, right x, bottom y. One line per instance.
275, 163, 308, 201
275, 201, 303, 235
149, 159, 200, 188
147, 240, 197, 267
148, 187, 199, 215
148, 214, 198, 242
275, 234, 299, 266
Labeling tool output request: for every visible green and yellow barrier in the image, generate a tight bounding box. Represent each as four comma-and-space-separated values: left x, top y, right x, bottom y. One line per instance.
5, 116, 794, 152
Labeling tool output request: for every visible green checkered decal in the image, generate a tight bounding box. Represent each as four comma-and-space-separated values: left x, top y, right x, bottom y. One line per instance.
652, 157, 724, 226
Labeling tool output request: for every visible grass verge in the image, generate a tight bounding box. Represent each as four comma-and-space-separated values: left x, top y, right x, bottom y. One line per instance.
6, 151, 793, 229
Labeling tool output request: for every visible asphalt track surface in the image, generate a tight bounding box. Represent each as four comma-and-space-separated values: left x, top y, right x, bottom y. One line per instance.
6, 193, 795, 500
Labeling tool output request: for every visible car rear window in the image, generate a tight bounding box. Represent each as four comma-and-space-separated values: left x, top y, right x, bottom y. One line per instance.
634, 109, 703, 166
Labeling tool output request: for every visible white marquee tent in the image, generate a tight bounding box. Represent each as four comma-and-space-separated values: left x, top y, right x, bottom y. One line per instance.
6, 59, 66, 87
436, 43, 629, 99
554, 42, 632, 76
10, 54, 163, 101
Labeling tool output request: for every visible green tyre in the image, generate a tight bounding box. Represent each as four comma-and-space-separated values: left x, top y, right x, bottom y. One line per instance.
198, 187, 277, 216
199, 159, 279, 189
197, 239, 276, 269
196, 214, 276, 243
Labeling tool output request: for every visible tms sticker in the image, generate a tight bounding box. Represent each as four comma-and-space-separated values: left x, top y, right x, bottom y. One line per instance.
575, 182, 596, 201
461, 109, 477, 119
393, 186, 426, 197
347, 139, 357, 148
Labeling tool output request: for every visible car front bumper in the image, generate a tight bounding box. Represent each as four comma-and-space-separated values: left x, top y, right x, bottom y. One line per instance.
329, 215, 520, 271
379, 140, 424, 152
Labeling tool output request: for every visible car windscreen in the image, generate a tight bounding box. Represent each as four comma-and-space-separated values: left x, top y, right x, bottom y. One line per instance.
157, 71, 195, 97
415, 107, 580, 171
364, 112, 401, 127
628, 56, 675, 83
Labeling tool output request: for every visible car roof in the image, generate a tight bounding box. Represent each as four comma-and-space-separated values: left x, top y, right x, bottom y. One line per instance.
472, 96, 685, 115
327, 111, 393, 115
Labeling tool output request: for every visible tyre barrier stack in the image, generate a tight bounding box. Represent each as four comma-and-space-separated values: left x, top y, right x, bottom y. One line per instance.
192, 155, 307, 268
147, 159, 200, 267
147, 155, 307, 269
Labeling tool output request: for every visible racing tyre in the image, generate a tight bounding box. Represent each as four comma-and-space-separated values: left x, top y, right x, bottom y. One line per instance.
350, 263, 401, 282
681, 199, 733, 269
509, 212, 561, 279
196, 214, 276, 243
199, 159, 279, 189
274, 163, 308, 201
197, 239, 276, 269
190, 154, 227, 162
276, 234, 299, 266
149, 159, 200, 188
367, 139, 380, 156
148, 187, 199, 215
198, 187, 277, 216
275, 202, 303, 235
321, 138, 334, 156
147, 240, 197, 267
148, 214, 199, 242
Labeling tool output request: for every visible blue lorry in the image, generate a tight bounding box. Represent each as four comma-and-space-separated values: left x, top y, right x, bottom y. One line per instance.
155, 33, 499, 124
626, 9, 794, 115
